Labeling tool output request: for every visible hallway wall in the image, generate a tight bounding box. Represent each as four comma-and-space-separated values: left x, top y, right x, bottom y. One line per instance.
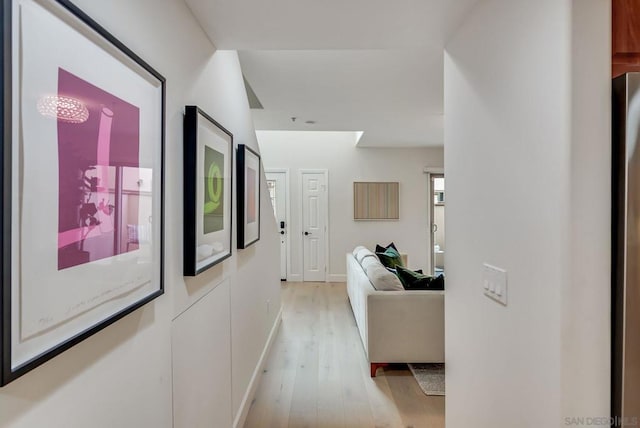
444, 0, 610, 426
0, 1, 281, 427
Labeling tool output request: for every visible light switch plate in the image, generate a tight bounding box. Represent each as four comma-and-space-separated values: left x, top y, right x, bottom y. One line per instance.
483, 263, 507, 306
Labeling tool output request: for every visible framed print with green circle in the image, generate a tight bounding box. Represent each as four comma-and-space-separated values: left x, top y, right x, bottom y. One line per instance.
183, 106, 233, 276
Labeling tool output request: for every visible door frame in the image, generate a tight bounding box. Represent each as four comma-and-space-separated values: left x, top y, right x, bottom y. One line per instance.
265, 168, 291, 281
299, 169, 329, 282
424, 167, 444, 275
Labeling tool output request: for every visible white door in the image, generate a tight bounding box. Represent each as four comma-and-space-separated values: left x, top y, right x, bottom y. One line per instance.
301, 171, 327, 282
266, 171, 288, 281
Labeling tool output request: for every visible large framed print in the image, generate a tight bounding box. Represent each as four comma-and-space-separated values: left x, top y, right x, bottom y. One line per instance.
183, 106, 233, 276
1, 0, 165, 385
237, 145, 261, 249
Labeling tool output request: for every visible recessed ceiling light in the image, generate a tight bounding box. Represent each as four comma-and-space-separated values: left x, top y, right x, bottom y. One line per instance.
305, 120, 316, 125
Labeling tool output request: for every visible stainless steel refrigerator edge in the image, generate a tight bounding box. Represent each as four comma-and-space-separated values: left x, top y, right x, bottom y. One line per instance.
613, 72, 640, 426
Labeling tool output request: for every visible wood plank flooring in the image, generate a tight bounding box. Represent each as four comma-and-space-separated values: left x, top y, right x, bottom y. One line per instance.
243, 282, 445, 428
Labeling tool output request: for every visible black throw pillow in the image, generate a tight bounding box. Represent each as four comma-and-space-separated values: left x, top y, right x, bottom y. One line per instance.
375, 242, 398, 254
430, 274, 445, 290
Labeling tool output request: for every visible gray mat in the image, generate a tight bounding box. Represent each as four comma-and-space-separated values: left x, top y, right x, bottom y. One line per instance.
407, 363, 445, 396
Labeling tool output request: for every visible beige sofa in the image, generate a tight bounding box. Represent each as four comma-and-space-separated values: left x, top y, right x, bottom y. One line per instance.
346, 252, 445, 376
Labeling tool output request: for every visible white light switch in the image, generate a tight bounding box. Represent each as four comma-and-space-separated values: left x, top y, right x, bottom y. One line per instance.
483, 263, 507, 306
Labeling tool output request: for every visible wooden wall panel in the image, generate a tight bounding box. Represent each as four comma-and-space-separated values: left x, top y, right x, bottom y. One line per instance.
613, 0, 640, 77
353, 182, 399, 220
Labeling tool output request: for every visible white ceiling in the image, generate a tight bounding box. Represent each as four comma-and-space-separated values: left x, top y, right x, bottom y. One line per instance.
184, 0, 479, 147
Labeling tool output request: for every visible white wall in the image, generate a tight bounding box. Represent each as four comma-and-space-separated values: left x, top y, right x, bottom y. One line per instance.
0, 1, 281, 427
564, 0, 612, 419
444, 0, 610, 427
258, 130, 444, 280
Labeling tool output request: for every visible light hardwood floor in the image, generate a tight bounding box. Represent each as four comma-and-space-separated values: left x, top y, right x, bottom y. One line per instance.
243, 282, 445, 428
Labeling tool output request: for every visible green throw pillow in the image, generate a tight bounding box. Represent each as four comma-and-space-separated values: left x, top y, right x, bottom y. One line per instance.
376, 246, 404, 269
396, 266, 445, 290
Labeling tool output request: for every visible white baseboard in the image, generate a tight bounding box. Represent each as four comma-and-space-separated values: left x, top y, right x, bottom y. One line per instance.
284, 274, 345, 282
233, 307, 283, 428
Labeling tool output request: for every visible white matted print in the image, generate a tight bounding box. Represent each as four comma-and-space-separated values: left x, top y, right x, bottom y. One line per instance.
2, 0, 165, 385
183, 106, 233, 276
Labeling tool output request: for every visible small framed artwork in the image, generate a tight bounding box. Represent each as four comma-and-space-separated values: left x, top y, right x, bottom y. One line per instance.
183, 106, 233, 275
237, 145, 261, 249
353, 182, 400, 220
1, 0, 165, 385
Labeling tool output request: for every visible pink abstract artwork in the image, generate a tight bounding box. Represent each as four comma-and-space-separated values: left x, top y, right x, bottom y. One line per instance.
247, 167, 257, 224
57, 68, 140, 270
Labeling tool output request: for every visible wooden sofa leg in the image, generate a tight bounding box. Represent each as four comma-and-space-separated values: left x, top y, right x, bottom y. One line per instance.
370, 363, 388, 377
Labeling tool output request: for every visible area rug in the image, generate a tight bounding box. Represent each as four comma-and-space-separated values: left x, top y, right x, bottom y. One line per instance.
407, 363, 445, 396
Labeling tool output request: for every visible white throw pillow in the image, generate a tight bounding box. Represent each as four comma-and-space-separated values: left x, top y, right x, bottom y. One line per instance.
352, 245, 367, 256
355, 248, 375, 264
365, 263, 403, 291
360, 255, 380, 272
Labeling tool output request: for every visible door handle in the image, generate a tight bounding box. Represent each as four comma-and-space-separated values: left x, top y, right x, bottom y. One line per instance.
304, 231, 311, 236
280, 231, 285, 235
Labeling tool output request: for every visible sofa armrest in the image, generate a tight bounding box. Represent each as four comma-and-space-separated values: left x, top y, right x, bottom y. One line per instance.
366, 291, 444, 363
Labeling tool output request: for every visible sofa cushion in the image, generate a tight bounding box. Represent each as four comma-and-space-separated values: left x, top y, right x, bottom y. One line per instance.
360, 253, 379, 267
360, 256, 381, 272
375, 242, 398, 254
355, 248, 376, 264
365, 263, 404, 291
353, 245, 367, 256
376, 246, 404, 269
396, 266, 445, 290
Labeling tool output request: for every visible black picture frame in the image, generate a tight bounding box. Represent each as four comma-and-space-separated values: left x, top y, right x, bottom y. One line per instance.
1, 0, 165, 386
183, 106, 233, 276
237, 144, 261, 249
